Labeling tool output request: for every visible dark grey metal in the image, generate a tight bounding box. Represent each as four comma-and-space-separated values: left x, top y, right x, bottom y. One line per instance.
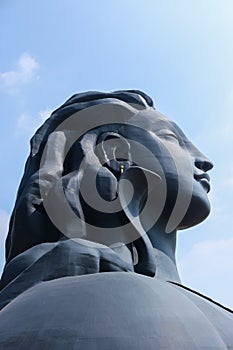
0, 90, 232, 349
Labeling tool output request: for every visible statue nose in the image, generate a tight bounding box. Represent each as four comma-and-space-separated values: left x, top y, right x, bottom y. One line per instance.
195, 159, 214, 172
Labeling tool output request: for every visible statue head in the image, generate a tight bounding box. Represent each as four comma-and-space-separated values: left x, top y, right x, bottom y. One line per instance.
5, 90, 213, 263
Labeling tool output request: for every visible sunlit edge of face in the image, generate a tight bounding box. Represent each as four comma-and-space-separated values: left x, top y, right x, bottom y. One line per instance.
130, 108, 213, 231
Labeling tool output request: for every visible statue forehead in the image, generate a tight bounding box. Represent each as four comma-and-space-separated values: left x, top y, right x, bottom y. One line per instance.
125, 108, 179, 134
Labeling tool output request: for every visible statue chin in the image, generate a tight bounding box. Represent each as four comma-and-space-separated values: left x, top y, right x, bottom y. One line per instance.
178, 194, 211, 230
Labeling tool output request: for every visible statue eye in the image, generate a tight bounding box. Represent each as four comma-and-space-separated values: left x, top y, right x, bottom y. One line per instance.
157, 130, 180, 143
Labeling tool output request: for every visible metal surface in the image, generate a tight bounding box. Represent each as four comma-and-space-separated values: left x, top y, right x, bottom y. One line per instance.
0, 90, 232, 349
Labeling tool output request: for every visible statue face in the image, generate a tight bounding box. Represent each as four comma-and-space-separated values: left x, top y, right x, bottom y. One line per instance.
120, 108, 213, 230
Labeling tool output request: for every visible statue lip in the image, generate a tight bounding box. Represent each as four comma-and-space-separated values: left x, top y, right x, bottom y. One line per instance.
194, 173, 211, 193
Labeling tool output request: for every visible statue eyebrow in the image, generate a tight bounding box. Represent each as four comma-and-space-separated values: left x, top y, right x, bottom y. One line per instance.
169, 121, 189, 141
152, 120, 190, 146
155, 129, 178, 137
151, 120, 180, 136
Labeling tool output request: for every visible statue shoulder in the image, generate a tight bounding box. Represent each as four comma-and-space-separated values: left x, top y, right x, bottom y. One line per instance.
0, 273, 232, 349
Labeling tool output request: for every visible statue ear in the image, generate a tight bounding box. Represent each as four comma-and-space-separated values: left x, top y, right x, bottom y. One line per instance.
96, 132, 132, 176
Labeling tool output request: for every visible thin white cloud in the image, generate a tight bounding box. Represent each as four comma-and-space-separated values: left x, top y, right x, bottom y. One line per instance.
0, 52, 40, 93
16, 108, 53, 137
191, 89, 233, 236
220, 162, 233, 189
0, 210, 9, 241
39, 109, 52, 122
193, 88, 233, 149
0, 210, 10, 274
178, 238, 233, 309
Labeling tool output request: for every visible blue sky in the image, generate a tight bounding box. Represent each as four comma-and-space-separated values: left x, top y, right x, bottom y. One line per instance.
0, 1, 233, 308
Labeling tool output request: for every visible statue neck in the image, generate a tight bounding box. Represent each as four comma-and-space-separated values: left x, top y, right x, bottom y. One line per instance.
147, 226, 181, 283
